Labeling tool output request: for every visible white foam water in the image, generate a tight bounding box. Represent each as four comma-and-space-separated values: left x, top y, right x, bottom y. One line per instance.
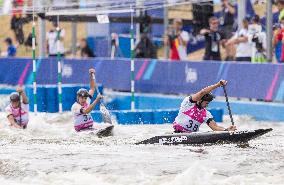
0, 111, 283, 185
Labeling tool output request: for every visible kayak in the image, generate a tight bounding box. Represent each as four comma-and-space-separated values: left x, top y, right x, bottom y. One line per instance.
136, 128, 273, 145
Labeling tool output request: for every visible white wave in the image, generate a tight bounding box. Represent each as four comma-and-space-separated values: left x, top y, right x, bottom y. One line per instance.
0, 111, 283, 185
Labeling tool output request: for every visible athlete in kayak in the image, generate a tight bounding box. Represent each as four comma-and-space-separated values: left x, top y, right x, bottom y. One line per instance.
71, 68, 103, 132
173, 80, 237, 133
5, 87, 29, 129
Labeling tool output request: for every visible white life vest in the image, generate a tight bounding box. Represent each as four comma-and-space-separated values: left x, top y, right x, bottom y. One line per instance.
71, 102, 94, 131
173, 96, 213, 132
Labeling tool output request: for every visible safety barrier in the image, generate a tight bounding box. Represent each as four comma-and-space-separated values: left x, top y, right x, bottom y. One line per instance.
91, 108, 223, 124
25, 85, 103, 112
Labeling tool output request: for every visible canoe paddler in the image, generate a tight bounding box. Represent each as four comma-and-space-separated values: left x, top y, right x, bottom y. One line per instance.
173, 80, 237, 133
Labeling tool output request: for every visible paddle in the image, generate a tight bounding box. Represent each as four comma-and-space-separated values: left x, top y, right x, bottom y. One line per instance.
221, 82, 235, 126
91, 73, 112, 124
18, 92, 22, 127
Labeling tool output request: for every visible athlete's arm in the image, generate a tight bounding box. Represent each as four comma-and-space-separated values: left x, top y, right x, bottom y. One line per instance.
16, 87, 29, 104
208, 120, 237, 131
21, 91, 29, 104
191, 80, 227, 102
7, 115, 22, 128
80, 95, 103, 114
88, 68, 96, 97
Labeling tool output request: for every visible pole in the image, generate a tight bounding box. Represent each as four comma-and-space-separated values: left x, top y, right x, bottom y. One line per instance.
130, 7, 135, 110
38, 17, 46, 58
71, 22, 77, 57
163, 6, 169, 59
32, 0, 37, 114
136, 0, 142, 43
237, 0, 246, 29
57, 15, 63, 113
266, 0, 273, 62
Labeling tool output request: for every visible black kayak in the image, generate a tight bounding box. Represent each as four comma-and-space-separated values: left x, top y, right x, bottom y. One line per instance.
136, 128, 273, 145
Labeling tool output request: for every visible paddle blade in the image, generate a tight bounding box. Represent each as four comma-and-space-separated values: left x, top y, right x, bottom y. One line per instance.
100, 103, 112, 124
96, 124, 114, 137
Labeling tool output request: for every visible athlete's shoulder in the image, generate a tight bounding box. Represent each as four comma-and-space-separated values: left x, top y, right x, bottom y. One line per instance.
180, 96, 195, 110
5, 104, 11, 112
71, 102, 80, 109
205, 109, 213, 117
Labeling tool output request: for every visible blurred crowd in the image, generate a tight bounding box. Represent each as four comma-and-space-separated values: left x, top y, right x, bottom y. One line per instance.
2, 0, 284, 63
1, 0, 97, 58
163, 0, 268, 63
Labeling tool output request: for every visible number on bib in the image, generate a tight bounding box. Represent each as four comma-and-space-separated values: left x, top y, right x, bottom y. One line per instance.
193, 124, 199, 131
83, 115, 88, 122
186, 120, 199, 131
187, 120, 193, 128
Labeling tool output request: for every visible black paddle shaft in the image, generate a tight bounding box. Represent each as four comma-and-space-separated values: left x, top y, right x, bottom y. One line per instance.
222, 85, 235, 126
19, 92, 22, 126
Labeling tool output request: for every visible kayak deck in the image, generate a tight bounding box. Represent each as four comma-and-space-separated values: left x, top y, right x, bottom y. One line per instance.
136, 128, 273, 145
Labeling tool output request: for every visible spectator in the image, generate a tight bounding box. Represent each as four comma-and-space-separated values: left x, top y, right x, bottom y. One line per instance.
226, 18, 252, 62
2, 37, 17, 57
273, 17, 284, 63
200, 16, 226, 61
10, 0, 25, 45
276, 0, 284, 21
248, 15, 267, 63
135, 33, 157, 59
164, 18, 189, 61
272, 21, 284, 63
219, 0, 236, 61
80, 38, 95, 58
46, 21, 65, 57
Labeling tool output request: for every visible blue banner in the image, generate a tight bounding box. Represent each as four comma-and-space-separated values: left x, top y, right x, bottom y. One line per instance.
1, 58, 284, 101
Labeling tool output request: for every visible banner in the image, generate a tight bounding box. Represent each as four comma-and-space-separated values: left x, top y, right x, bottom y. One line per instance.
1, 58, 284, 101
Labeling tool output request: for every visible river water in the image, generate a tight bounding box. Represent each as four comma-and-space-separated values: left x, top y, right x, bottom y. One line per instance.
0, 112, 282, 185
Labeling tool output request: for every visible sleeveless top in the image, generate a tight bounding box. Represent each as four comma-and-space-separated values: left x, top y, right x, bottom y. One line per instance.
173, 96, 213, 132
5, 103, 29, 126
71, 101, 94, 132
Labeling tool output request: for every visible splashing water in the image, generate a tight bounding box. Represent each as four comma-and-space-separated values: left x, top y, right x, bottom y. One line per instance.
0, 110, 283, 185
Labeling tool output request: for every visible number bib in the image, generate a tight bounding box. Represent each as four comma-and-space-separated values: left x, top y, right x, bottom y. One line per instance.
14, 114, 29, 126
71, 102, 94, 131
185, 120, 200, 132
7, 104, 29, 126
74, 113, 94, 127
174, 103, 212, 132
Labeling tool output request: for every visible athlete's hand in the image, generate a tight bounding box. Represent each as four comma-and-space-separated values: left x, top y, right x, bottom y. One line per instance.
16, 86, 24, 93
89, 68, 96, 75
10, 122, 22, 129
96, 94, 103, 100
218, 80, 227, 87
226, 125, 237, 131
